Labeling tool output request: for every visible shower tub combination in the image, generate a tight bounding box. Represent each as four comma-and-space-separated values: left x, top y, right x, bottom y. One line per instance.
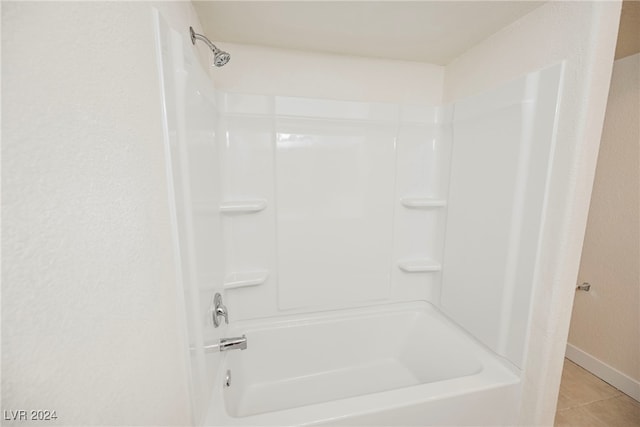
205, 302, 520, 426
155, 7, 568, 426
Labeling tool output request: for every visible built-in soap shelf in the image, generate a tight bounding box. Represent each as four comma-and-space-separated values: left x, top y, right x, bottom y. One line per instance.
400, 197, 447, 208
219, 199, 267, 214
397, 259, 442, 273
223, 271, 269, 289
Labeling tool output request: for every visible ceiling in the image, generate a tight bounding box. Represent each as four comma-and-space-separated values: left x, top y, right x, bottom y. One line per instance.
193, 1, 545, 65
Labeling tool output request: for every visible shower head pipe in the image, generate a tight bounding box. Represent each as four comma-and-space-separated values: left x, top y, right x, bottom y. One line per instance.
189, 26, 230, 67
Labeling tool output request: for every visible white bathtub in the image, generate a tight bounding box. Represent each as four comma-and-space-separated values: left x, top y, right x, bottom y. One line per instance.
204, 302, 521, 426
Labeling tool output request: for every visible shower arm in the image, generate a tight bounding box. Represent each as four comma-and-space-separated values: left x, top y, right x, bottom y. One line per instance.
189, 26, 230, 67
190, 27, 222, 54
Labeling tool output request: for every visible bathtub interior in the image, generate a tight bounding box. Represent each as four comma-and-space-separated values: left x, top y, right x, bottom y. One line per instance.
154, 7, 563, 424
222, 303, 485, 417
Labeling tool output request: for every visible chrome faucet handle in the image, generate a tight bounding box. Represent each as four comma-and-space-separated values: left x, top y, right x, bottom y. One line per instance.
212, 293, 228, 327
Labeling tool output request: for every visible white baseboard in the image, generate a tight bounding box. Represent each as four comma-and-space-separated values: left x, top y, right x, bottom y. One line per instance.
566, 343, 640, 402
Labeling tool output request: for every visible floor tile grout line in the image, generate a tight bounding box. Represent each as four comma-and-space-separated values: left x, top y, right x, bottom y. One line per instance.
556, 358, 640, 426
557, 393, 625, 413
586, 395, 640, 426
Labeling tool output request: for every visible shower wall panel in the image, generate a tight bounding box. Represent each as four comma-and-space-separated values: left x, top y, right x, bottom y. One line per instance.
275, 117, 396, 310
441, 64, 563, 368
155, 13, 226, 422
216, 94, 449, 318
392, 107, 452, 303
217, 94, 278, 321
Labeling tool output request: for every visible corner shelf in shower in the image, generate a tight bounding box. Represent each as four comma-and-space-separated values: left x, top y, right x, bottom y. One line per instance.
397, 259, 442, 273
219, 199, 267, 214
400, 198, 447, 208
223, 271, 269, 289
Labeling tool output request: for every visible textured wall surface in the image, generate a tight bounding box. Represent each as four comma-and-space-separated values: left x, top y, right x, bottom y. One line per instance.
1, 2, 205, 424
444, 1, 621, 424
569, 53, 640, 381
208, 42, 444, 105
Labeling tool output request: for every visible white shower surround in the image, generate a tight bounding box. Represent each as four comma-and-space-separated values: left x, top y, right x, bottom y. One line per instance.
152, 1, 615, 424
154, 6, 580, 423
215, 92, 454, 320
206, 70, 560, 426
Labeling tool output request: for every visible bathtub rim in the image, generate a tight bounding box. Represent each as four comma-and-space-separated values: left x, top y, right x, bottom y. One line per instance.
226, 300, 523, 370
203, 301, 522, 426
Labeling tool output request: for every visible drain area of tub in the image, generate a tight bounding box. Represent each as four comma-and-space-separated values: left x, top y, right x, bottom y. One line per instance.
232, 357, 420, 417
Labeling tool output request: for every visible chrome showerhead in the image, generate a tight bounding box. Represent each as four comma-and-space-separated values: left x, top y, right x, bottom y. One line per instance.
190, 26, 231, 68
214, 51, 231, 67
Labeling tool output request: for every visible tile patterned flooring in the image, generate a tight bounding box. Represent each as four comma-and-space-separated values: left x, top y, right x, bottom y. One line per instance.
555, 359, 640, 426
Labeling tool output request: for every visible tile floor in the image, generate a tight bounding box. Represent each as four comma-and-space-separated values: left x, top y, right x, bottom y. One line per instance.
555, 359, 640, 426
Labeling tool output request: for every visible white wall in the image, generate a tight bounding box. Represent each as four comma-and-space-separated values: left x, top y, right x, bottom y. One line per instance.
567, 53, 640, 398
1, 2, 207, 424
208, 42, 444, 104
444, 1, 621, 424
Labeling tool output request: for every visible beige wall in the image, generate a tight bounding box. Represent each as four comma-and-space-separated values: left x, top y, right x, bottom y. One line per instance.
568, 53, 640, 388
615, 0, 640, 60
208, 42, 444, 105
